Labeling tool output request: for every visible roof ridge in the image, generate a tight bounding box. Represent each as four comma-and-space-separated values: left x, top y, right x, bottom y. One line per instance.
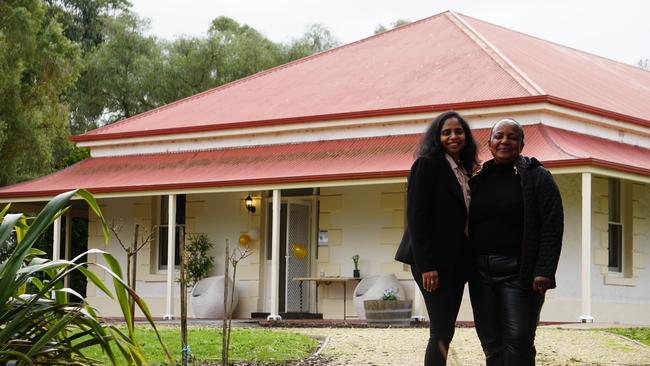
537, 124, 583, 159
458, 12, 650, 75
77, 12, 452, 139
446, 11, 545, 96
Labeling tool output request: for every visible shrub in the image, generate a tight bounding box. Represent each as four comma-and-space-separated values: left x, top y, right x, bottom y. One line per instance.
0, 189, 171, 364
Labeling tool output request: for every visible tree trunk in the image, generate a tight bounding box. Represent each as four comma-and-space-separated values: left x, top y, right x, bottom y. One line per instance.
222, 238, 230, 365
129, 224, 139, 328
180, 227, 188, 366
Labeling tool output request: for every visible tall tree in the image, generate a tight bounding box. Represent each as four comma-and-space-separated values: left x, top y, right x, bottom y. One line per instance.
284, 23, 340, 61
0, 0, 81, 185
69, 11, 161, 128
69, 15, 340, 132
46, 0, 129, 51
207, 16, 286, 84
374, 19, 411, 35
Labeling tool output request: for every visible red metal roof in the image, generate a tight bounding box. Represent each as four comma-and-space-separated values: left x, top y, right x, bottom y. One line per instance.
71, 11, 650, 143
2, 125, 649, 199
461, 14, 650, 129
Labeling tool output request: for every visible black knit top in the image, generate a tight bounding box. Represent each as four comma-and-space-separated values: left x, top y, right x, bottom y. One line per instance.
469, 162, 524, 256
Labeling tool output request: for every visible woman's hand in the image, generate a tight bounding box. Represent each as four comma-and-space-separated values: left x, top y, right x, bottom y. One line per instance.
532, 276, 552, 294
422, 270, 439, 292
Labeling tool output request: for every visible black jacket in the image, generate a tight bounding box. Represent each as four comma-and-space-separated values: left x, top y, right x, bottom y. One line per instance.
470, 156, 564, 289
395, 154, 470, 278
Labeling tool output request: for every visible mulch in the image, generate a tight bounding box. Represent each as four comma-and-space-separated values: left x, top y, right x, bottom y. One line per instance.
256, 319, 476, 328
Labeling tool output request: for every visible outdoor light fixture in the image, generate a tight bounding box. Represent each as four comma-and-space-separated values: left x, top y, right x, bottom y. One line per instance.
245, 195, 256, 213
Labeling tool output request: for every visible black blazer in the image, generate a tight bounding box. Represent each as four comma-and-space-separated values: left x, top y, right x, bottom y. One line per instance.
395, 154, 470, 277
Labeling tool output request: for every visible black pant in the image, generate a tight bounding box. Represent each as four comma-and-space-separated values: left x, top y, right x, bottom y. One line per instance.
469, 255, 544, 366
411, 266, 465, 366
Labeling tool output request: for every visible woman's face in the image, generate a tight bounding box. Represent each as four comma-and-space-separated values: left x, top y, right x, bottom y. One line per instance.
489, 122, 523, 164
439, 117, 466, 158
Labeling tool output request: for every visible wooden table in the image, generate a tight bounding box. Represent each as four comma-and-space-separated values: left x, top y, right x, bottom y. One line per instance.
292, 276, 360, 319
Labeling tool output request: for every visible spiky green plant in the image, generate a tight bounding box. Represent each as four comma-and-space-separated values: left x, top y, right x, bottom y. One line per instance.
0, 189, 171, 365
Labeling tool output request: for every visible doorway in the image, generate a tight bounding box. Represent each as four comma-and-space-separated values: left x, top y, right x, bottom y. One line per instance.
265, 199, 312, 313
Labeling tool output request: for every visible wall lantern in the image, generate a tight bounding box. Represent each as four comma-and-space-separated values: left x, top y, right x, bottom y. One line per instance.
245, 195, 256, 213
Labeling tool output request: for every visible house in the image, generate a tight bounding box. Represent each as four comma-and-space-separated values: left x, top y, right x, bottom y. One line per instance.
1, 11, 649, 324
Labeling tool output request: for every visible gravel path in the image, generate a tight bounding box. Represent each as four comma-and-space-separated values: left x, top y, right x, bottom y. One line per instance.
289, 326, 650, 365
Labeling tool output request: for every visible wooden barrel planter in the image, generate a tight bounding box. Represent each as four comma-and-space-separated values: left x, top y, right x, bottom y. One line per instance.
363, 300, 412, 327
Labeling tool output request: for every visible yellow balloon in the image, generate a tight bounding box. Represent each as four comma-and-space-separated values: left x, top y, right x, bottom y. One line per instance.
239, 234, 251, 246
291, 243, 307, 259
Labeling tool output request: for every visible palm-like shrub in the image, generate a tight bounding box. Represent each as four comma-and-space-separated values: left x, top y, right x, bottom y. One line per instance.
0, 189, 171, 365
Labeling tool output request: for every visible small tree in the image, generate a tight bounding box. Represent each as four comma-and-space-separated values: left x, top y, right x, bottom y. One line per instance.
185, 233, 215, 288
109, 220, 156, 327
221, 239, 253, 365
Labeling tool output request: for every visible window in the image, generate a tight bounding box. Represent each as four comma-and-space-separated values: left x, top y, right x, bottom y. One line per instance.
607, 178, 622, 272
158, 195, 186, 269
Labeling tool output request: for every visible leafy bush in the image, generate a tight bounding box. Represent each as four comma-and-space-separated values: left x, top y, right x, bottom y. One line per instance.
185, 233, 214, 288
0, 189, 171, 364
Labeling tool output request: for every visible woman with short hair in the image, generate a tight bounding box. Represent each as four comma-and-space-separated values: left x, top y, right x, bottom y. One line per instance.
468, 118, 564, 366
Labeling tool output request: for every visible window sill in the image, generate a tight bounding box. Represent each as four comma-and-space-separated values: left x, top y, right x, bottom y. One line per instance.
604, 275, 637, 287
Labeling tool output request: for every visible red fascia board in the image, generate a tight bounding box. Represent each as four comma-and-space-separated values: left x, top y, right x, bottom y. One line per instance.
0, 170, 411, 199
70, 96, 549, 142
71, 95, 650, 143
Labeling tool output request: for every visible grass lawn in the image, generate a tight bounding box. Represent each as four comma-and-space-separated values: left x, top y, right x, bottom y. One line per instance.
81, 326, 319, 365
605, 328, 650, 346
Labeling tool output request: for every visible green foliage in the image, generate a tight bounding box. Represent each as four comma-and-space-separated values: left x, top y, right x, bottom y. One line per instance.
374, 19, 411, 35
82, 326, 318, 365
0, 189, 171, 364
56, 146, 90, 169
606, 328, 650, 346
352, 254, 360, 270
283, 24, 340, 61
45, 0, 130, 51
68, 11, 161, 130
69, 14, 340, 135
381, 287, 398, 301
0, 0, 82, 185
184, 233, 214, 288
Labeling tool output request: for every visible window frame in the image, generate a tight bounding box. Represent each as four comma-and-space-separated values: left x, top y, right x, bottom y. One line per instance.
157, 194, 186, 270
607, 178, 623, 273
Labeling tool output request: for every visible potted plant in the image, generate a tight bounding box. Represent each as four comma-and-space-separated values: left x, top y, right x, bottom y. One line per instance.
185, 233, 215, 288
363, 287, 412, 327
352, 254, 360, 278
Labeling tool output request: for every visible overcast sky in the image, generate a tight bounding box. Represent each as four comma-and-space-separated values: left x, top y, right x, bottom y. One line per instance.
130, 0, 650, 66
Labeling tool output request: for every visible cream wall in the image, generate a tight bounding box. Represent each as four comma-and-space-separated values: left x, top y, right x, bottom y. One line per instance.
541, 174, 583, 321
540, 174, 650, 324
589, 177, 650, 324
316, 183, 414, 319
86, 193, 262, 319
85, 176, 650, 324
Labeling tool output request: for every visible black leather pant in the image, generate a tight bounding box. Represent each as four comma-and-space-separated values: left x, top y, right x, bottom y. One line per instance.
469, 255, 544, 366
411, 266, 465, 366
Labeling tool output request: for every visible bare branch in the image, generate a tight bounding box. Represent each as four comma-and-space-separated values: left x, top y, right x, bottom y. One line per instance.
109, 219, 129, 253
135, 225, 157, 252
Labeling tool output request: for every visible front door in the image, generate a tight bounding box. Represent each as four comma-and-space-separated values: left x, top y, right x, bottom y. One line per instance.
264, 200, 312, 313
283, 202, 311, 312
